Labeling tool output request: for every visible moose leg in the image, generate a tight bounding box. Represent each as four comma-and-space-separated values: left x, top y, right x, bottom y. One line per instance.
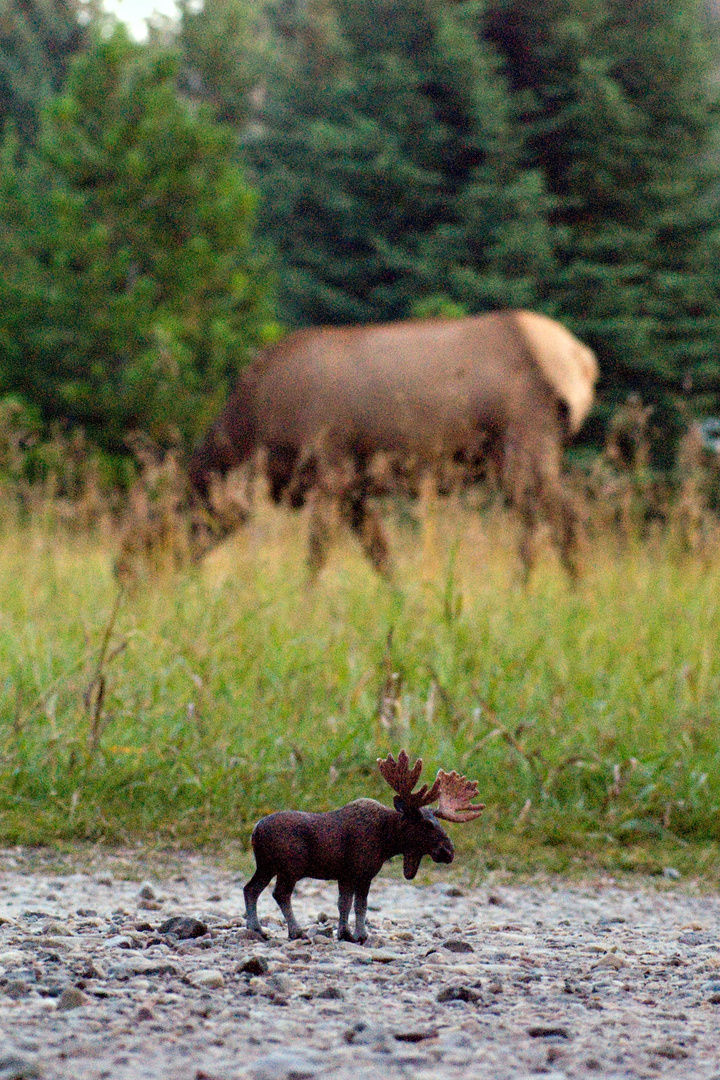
353, 879, 373, 944
337, 881, 359, 942
272, 875, 304, 939
244, 868, 273, 937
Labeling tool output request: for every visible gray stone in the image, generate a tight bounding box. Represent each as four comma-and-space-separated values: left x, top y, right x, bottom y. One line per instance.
157, 916, 208, 939
314, 985, 344, 1000
436, 984, 482, 1003
442, 939, 474, 953
247, 1052, 322, 1080
238, 955, 269, 976
194, 969, 225, 989
0, 1054, 43, 1079
57, 987, 90, 1010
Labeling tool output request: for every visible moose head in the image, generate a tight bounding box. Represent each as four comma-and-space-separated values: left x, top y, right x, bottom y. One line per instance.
378, 749, 485, 880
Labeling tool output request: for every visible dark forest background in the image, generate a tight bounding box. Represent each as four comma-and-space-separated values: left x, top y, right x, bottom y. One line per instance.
1, 0, 720, 477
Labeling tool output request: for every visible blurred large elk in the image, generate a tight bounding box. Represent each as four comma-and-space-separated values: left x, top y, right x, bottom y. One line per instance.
184, 311, 598, 579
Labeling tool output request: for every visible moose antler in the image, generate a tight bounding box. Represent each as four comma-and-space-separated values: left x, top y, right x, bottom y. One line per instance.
379, 751, 485, 820
378, 750, 441, 809
434, 770, 485, 822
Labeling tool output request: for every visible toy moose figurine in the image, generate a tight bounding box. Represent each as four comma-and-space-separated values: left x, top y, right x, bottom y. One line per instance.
244, 750, 484, 943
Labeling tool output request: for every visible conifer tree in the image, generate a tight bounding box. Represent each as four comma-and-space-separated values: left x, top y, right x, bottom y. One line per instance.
177, 0, 262, 126
604, 0, 720, 415
0, 25, 275, 453
247, 0, 554, 326
485, 0, 720, 421
0, 0, 88, 141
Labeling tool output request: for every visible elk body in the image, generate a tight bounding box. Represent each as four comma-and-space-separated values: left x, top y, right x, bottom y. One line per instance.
244, 751, 484, 943
189, 311, 598, 580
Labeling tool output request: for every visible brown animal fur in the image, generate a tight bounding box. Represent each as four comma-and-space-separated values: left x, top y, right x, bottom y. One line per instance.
189, 311, 599, 579
244, 752, 483, 942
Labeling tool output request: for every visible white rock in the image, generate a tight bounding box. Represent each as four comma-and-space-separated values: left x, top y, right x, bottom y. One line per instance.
0, 950, 26, 965
194, 969, 225, 989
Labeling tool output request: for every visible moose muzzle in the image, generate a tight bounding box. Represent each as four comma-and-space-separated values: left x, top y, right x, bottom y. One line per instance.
432, 842, 454, 865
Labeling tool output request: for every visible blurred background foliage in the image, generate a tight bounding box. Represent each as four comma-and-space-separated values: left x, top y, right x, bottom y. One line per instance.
0, 0, 719, 475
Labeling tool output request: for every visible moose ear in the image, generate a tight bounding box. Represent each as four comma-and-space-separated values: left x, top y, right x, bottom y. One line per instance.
393, 796, 408, 814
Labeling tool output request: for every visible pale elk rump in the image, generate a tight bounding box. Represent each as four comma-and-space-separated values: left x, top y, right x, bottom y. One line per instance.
512, 311, 598, 435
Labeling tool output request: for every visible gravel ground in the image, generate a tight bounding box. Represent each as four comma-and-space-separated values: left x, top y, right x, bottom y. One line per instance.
0, 849, 718, 1080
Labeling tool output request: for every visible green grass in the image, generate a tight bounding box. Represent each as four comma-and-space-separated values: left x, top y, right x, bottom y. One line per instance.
2, 499, 720, 882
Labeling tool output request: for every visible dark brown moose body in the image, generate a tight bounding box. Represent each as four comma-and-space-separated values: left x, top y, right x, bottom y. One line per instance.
189, 311, 598, 579
244, 753, 484, 943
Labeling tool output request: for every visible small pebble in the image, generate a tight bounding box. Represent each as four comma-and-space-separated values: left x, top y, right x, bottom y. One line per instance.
238, 955, 269, 976
436, 984, 482, 1003
247, 1051, 321, 1080
194, 969, 224, 989
157, 916, 208, 940
0, 1053, 44, 1080
57, 987, 90, 1010
443, 938, 474, 953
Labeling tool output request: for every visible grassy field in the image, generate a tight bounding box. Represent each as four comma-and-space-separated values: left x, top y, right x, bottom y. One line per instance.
1, 494, 720, 882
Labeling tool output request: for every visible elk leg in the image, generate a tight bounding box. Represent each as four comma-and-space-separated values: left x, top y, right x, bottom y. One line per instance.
503, 434, 537, 584
534, 436, 583, 582
337, 881, 359, 942
244, 868, 273, 937
307, 489, 334, 577
539, 478, 582, 582
345, 494, 392, 578
517, 501, 539, 585
272, 875, 304, 939
353, 881, 372, 944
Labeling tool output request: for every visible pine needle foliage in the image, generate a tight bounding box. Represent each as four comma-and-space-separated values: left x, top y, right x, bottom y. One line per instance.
485, 0, 720, 428
0, 0, 89, 141
247, 0, 554, 326
0, 25, 275, 457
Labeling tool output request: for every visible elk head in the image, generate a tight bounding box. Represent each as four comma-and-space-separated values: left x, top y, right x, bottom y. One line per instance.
378, 750, 485, 879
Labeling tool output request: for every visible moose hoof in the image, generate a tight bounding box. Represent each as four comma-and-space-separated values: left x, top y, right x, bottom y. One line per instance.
288, 927, 306, 941
247, 927, 268, 941
337, 927, 361, 943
